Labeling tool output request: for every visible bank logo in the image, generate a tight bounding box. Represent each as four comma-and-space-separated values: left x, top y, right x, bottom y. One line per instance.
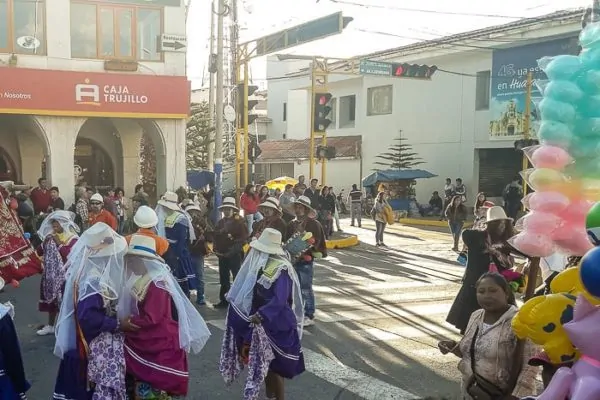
75, 79, 101, 106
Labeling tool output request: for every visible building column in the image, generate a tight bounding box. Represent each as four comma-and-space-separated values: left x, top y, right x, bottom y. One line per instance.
154, 119, 186, 194
35, 116, 85, 207
17, 129, 45, 186
112, 119, 143, 197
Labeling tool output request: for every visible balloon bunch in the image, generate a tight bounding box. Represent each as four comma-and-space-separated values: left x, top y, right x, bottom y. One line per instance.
508, 25, 600, 258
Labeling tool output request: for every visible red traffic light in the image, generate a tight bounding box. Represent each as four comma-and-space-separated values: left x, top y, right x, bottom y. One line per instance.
316, 93, 332, 105
391, 63, 437, 79
394, 65, 404, 76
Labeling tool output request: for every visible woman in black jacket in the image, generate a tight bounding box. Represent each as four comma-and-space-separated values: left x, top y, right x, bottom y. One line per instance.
318, 186, 336, 239
445, 195, 468, 251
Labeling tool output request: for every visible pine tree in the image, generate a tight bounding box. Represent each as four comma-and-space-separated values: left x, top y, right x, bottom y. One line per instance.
374, 131, 424, 170
186, 102, 215, 170
139, 134, 156, 195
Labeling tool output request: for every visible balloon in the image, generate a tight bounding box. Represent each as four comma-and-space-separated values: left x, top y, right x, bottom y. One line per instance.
538, 120, 573, 147
509, 232, 555, 258
512, 293, 578, 365
586, 202, 600, 245
529, 145, 572, 169
524, 168, 565, 191
543, 80, 584, 103
515, 211, 562, 233
551, 267, 600, 306
538, 98, 576, 124
539, 55, 582, 80
526, 191, 569, 213
580, 246, 600, 297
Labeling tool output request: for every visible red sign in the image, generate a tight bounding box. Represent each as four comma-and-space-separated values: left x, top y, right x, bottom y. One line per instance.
0, 67, 190, 119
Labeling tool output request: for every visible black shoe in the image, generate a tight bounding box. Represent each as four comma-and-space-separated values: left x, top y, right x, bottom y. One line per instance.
350, 224, 355, 227
214, 301, 229, 309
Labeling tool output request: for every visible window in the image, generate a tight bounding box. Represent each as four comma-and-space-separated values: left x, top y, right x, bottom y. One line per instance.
283, 102, 287, 122
70, 2, 162, 61
367, 85, 393, 116
476, 70, 491, 110
339, 95, 356, 128
0, 0, 46, 55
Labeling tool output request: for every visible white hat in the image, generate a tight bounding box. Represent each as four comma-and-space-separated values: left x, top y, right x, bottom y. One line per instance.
259, 197, 282, 213
294, 195, 314, 211
126, 234, 164, 261
184, 204, 202, 213
84, 222, 127, 257
249, 228, 286, 255
157, 191, 181, 211
486, 206, 513, 223
133, 206, 159, 229
218, 197, 239, 211
90, 193, 104, 203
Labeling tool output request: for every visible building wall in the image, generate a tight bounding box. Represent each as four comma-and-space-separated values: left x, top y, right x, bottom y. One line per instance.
266, 20, 580, 204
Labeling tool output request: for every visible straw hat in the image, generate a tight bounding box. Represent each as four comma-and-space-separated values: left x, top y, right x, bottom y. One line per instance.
157, 191, 181, 211
133, 206, 159, 229
85, 222, 127, 257
486, 206, 512, 223
126, 234, 164, 261
249, 228, 285, 256
294, 195, 314, 211
218, 197, 239, 211
259, 197, 282, 213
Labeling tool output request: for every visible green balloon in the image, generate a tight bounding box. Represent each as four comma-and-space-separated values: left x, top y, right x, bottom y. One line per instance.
586, 202, 600, 229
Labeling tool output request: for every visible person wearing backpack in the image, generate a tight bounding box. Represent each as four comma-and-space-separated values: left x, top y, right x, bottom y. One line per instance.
503, 177, 523, 222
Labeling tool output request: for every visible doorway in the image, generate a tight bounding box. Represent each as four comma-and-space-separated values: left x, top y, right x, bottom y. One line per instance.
74, 138, 115, 191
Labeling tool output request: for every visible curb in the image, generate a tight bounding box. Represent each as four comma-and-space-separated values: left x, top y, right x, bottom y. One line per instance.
326, 234, 359, 249
398, 218, 473, 228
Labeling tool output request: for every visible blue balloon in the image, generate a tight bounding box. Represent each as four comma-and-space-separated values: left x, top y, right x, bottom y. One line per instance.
539, 98, 577, 124
540, 55, 582, 81
577, 70, 600, 95
580, 246, 600, 298
538, 120, 573, 146
544, 80, 584, 103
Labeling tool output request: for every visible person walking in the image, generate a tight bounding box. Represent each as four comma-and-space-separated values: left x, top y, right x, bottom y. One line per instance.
348, 184, 363, 227
445, 195, 468, 252
184, 202, 209, 306
372, 192, 390, 247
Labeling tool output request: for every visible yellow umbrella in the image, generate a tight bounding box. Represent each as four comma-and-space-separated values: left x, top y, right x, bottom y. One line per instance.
265, 176, 298, 192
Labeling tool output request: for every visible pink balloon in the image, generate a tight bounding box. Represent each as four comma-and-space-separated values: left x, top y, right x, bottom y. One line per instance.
531, 145, 572, 169
509, 233, 555, 258
527, 191, 570, 214
516, 211, 562, 233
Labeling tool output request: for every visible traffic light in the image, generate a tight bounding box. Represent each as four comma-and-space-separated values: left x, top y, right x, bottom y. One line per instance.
313, 92, 333, 132
237, 84, 259, 126
316, 145, 336, 160
248, 134, 262, 163
391, 63, 438, 79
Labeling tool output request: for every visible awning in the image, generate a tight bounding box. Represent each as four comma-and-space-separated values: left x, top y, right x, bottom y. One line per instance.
362, 169, 437, 187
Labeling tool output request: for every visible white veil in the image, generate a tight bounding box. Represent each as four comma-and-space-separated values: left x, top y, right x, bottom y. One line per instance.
155, 205, 196, 242
226, 248, 305, 339
118, 255, 210, 354
38, 210, 80, 240
54, 223, 127, 358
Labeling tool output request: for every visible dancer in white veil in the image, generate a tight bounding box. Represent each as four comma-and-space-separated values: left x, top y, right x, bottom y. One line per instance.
119, 234, 210, 399
53, 222, 134, 400
220, 228, 305, 400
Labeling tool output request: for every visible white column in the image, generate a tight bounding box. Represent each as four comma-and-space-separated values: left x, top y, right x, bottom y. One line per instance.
154, 119, 186, 194
35, 116, 85, 207
17, 129, 45, 186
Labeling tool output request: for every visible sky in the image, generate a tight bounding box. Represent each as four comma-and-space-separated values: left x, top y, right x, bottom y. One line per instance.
185, 0, 591, 90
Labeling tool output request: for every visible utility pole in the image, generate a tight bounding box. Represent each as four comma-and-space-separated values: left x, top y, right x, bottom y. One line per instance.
207, 0, 216, 171
214, 0, 225, 217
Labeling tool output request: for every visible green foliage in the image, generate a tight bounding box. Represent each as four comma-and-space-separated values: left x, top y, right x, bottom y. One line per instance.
187, 101, 215, 170
139, 134, 156, 196
374, 135, 423, 170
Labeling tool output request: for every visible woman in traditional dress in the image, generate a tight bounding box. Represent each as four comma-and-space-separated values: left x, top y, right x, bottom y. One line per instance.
0, 278, 31, 399
221, 228, 305, 400
119, 234, 211, 399
36, 210, 79, 336
53, 222, 135, 400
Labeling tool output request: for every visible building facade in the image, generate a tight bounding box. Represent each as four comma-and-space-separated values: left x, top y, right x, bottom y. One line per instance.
264, 10, 583, 204
0, 0, 190, 205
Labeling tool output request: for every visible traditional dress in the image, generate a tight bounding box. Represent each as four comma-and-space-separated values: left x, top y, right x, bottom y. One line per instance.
221, 229, 305, 399
53, 223, 129, 400
0, 301, 30, 399
121, 235, 210, 399
36, 211, 79, 315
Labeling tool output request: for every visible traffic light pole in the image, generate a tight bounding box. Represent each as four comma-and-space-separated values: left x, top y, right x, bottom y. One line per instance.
214, 0, 225, 219
309, 62, 317, 181
243, 60, 250, 186
309, 58, 330, 185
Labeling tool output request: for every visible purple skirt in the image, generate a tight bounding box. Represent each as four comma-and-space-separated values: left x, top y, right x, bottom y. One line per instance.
53, 350, 92, 400
227, 304, 305, 379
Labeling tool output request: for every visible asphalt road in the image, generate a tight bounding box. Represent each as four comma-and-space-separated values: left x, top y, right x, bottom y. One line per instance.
3, 219, 465, 399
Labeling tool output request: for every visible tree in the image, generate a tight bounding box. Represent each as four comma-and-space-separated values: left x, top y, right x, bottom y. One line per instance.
374, 131, 424, 170
139, 133, 156, 196
186, 102, 215, 170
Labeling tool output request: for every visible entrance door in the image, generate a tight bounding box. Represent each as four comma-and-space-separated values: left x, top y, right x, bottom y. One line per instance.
75, 139, 114, 191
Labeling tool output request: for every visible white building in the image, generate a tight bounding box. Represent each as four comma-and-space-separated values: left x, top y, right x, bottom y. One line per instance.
263, 10, 583, 204
0, 0, 189, 205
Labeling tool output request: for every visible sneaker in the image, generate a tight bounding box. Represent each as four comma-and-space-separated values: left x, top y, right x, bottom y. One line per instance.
303, 317, 315, 327
36, 325, 54, 336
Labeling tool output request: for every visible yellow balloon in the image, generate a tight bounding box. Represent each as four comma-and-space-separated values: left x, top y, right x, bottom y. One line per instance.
528, 168, 565, 191
512, 293, 579, 365
550, 267, 600, 305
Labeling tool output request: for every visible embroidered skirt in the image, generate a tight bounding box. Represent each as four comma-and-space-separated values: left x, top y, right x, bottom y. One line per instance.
126, 377, 184, 400
0, 314, 30, 400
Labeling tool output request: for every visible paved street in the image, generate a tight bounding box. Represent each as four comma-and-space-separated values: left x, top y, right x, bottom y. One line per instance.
4, 219, 465, 399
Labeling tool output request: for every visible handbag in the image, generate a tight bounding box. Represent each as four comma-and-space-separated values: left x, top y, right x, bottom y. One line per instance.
466, 327, 506, 400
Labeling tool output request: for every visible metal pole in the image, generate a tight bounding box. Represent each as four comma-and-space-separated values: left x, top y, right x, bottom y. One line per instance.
243, 60, 250, 186
235, 57, 241, 197
207, 0, 216, 172
522, 71, 533, 198
213, 0, 224, 218
320, 61, 328, 185
309, 61, 316, 180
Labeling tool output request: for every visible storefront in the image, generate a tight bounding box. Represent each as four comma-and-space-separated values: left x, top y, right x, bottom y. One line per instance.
0, 66, 190, 205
